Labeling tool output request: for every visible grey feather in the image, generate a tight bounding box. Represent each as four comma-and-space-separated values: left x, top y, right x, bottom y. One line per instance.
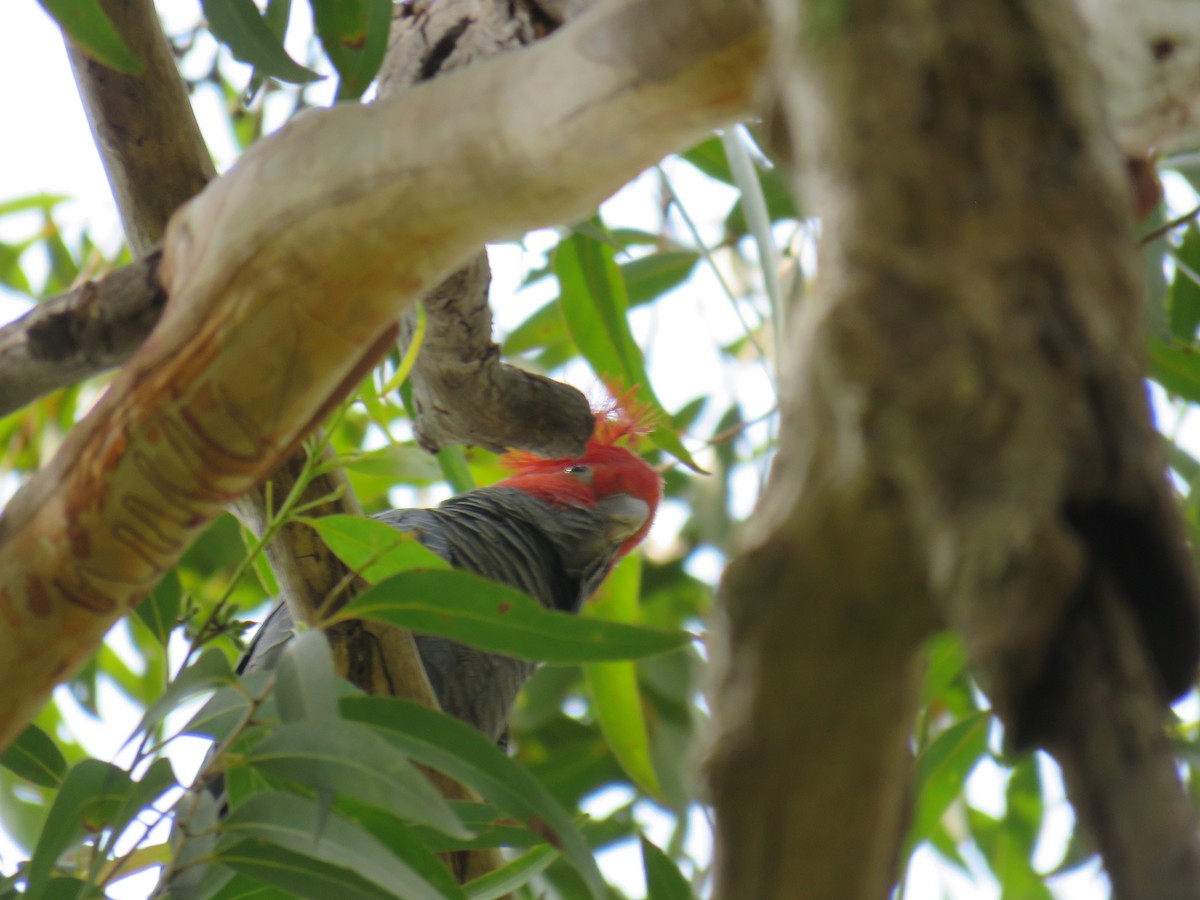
237, 487, 650, 741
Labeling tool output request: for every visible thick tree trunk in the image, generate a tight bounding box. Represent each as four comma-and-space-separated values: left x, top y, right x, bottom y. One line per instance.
709, 0, 1200, 897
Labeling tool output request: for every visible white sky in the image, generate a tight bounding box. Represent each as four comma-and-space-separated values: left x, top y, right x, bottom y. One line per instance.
0, 2, 1138, 898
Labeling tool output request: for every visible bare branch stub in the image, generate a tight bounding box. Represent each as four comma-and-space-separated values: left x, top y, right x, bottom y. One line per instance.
384, 0, 595, 459
0, 254, 164, 417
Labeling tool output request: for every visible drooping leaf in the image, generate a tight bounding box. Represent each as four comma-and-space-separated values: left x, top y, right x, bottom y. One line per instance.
274, 629, 339, 723
582, 554, 662, 798
554, 230, 704, 472
135, 648, 237, 740
464, 845, 559, 899
1168, 225, 1200, 342
202, 0, 321, 84
27, 760, 132, 896
242, 720, 470, 838
309, 514, 448, 585
1149, 337, 1200, 402
332, 569, 692, 663
220, 792, 457, 900
215, 839, 400, 900
0, 723, 66, 788
135, 568, 181, 646
640, 836, 692, 900
308, 0, 391, 100
905, 712, 990, 853
38, 0, 142, 72
340, 695, 606, 900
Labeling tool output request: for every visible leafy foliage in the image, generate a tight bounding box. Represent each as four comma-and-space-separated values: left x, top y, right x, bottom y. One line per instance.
8, 4, 1200, 899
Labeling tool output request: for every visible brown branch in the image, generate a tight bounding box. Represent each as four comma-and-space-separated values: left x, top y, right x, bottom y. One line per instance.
0, 255, 164, 416
382, 0, 594, 458
1046, 581, 1200, 900
64, 0, 214, 255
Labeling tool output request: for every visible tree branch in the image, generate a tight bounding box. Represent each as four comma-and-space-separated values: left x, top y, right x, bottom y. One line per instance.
382, 0, 595, 458
707, 0, 1200, 896
64, 0, 214, 255
0, 254, 164, 415
0, 0, 764, 747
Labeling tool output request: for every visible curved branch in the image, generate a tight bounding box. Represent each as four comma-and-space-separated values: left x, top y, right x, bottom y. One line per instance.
0, 0, 764, 747
383, 1, 594, 458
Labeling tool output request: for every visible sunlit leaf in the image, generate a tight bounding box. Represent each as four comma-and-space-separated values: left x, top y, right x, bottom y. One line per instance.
0, 723, 66, 788
243, 720, 470, 838
333, 569, 692, 662
583, 554, 662, 798
202, 0, 321, 84
905, 711, 989, 852
220, 792, 456, 900
341, 696, 606, 900
309, 514, 448, 585
309, 0, 391, 100
38, 0, 142, 72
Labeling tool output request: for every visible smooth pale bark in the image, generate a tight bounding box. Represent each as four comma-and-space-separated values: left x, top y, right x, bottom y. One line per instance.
0, 0, 765, 748
709, 0, 1200, 898
2, 1, 1195, 412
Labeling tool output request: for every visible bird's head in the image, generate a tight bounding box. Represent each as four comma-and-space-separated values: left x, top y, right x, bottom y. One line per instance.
496, 393, 663, 557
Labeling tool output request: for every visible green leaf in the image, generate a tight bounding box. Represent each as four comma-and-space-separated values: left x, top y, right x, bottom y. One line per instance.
101, 757, 177, 857
0, 723, 66, 788
220, 792, 456, 900
1149, 337, 1200, 402
340, 696, 606, 900
308, 0, 391, 101
135, 648, 237, 740
464, 845, 558, 899
334, 569, 692, 663
1168, 225, 1200, 342
243, 720, 470, 838
555, 230, 649, 399
27, 760, 132, 896
215, 839, 399, 900
582, 555, 662, 798
329, 799, 470, 897
274, 629, 339, 723
640, 836, 692, 900
38, 0, 142, 73
905, 712, 990, 852
623, 251, 700, 305
310, 514, 448, 585
135, 568, 181, 646
201, 0, 322, 84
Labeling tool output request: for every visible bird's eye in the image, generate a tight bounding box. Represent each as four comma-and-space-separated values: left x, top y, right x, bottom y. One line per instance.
566, 464, 593, 483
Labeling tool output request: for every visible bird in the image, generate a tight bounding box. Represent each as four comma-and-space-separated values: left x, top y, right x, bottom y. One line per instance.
237, 394, 663, 742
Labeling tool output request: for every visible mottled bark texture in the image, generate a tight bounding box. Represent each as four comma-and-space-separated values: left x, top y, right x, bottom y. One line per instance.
381, 1, 595, 458
707, 1, 1200, 899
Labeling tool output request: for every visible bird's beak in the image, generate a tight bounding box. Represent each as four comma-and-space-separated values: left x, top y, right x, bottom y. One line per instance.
595, 494, 651, 543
